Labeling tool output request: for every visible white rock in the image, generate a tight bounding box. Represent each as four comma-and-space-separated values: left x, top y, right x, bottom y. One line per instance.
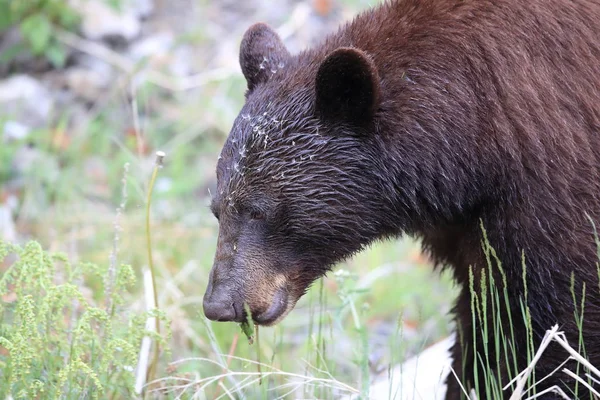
129, 31, 174, 61
77, 0, 141, 41
341, 335, 456, 400
369, 335, 454, 400
129, 32, 194, 77
3, 121, 30, 141
127, 0, 154, 19
0, 75, 54, 128
78, 54, 114, 77
0, 202, 17, 242
170, 46, 194, 77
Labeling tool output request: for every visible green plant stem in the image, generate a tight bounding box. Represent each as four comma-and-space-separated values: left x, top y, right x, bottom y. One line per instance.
145, 151, 165, 389
255, 323, 262, 385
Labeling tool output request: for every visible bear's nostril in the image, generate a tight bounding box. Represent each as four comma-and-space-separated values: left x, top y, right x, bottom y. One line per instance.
202, 284, 240, 322
203, 298, 236, 322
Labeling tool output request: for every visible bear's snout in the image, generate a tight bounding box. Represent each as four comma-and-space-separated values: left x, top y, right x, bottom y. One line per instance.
203, 279, 243, 322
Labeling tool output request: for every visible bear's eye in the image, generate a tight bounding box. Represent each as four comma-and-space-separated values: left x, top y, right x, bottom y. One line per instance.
248, 208, 265, 221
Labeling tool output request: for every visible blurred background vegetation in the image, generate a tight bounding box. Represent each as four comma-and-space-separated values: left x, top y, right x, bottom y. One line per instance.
0, 0, 457, 398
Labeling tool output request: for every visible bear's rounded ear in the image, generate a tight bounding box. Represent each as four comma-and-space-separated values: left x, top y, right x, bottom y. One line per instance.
240, 23, 291, 93
315, 47, 381, 128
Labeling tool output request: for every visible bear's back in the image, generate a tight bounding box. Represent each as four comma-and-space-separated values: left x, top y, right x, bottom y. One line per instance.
329, 0, 600, 259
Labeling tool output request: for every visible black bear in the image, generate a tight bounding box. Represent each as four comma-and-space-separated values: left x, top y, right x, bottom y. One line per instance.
202, 0, 600, 398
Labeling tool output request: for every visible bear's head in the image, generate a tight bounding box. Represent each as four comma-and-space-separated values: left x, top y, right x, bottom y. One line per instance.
203, 23, 395, 325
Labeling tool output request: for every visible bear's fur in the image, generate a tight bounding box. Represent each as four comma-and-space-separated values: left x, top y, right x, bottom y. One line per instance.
203, 0, 600, 398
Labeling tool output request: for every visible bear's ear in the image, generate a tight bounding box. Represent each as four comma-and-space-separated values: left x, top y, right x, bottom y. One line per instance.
240, 23, 290, 92
315, 47, 381, 128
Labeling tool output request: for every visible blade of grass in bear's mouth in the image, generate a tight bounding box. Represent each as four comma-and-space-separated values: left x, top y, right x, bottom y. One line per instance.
240, 302, 254, 344
239, 303, 262, 383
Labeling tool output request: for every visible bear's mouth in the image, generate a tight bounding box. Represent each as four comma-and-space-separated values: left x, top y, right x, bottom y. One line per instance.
253, 287, 289, 326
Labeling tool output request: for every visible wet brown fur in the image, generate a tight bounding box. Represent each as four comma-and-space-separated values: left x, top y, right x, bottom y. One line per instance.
205, 0, 600, 398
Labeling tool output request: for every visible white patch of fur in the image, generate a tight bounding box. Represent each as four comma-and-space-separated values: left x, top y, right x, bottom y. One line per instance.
226, 109, 293, 208
258, 56, 285, 75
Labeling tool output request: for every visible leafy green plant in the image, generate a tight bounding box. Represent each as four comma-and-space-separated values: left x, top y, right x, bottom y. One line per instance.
0, 0, 81, 67
0, 240, 165, 399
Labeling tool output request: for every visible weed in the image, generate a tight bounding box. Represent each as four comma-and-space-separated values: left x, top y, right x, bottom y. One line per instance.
0, 240, 162, 399
0, 0, 81, 68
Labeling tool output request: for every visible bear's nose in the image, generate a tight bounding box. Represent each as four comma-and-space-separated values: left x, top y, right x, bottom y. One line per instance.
203, 283, 239, 322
